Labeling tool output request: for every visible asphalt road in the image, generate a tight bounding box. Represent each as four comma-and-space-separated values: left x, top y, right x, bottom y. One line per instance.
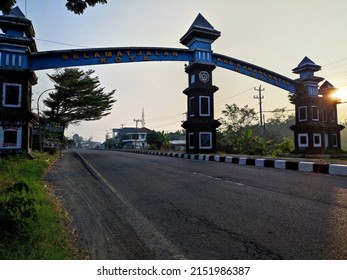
45, 149, 347, 260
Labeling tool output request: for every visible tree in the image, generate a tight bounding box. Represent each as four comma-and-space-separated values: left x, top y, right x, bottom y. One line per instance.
0, 0, 16, 14
218, 104, 296, 155
167, 130, 185, 141
219, 103, 258, 134
218, 103, 258, 153
1, 0, 107, 15
104, 138, 118, 149
72, 133, 84, 148
146, 130, 171, 150
65, 0, 107, 14
264, 108, 295, 144
43, 68, 116, 127
158, 131, 170, 150
146, 130, 162, 150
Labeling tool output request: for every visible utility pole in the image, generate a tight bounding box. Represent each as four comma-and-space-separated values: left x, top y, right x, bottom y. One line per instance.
254, 85, 265, 143
120, 123, 125, 143
141, 108, 146, 128
133, 119, 141, 149
119, 123, 125, 148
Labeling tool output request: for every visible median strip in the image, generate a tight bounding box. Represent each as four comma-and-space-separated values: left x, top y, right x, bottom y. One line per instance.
124, 150, 347, 176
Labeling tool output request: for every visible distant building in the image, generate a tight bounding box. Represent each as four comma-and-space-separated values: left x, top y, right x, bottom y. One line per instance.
170, 140, 186, 151
83, 141, 103, 149
112, 127, 152, 149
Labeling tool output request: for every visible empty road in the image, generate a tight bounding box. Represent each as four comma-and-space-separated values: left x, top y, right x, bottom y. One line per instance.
45, 149, 347, 259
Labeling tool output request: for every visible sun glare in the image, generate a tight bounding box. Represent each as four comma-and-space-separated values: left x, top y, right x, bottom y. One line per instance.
332, 88, 347, 100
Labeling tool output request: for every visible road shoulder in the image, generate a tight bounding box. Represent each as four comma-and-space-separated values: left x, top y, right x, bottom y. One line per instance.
44, 150, 155, 259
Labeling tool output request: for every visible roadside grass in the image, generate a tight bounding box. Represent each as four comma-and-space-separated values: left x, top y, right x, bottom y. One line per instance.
0, 152, 80, 259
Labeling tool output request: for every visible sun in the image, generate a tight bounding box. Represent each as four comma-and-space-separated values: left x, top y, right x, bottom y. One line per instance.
332, 88, 347, 100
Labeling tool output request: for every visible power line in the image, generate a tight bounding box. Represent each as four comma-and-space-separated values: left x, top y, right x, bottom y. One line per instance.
35, 38, 89, 48
216, 87, 253, 106
323, 57, 347, 67
322, 62, 347, 73
146, 112, 182, 122
152, 120, 183, 129
324, 70, 347, 79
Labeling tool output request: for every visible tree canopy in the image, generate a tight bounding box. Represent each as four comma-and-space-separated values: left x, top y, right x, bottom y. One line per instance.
65, 0, 107, 14
218, 103, 295, 155
43, 68, 116, 127
1, 0, 107, 15
146, 130, 171, 150
219, 103, 258, 134
0, 0, 16, 14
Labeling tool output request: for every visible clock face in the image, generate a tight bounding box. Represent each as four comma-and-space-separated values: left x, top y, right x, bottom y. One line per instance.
199, 71, 210, 83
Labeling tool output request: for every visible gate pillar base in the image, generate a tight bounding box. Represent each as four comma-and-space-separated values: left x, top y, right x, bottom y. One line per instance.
182, 119, 221, 154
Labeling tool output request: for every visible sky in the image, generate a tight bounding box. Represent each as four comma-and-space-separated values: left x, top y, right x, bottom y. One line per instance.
13, 0, 347, 142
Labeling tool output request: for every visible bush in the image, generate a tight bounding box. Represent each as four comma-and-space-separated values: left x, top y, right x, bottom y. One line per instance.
0, 153, 80, 259
0, 182, 38, 241
274, 138, 295, 155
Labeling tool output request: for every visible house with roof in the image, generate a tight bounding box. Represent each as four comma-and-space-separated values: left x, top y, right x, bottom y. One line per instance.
170, 139, 186, 151
112, 127, 152, 149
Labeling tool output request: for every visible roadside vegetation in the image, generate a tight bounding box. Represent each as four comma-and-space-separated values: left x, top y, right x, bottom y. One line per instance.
103, 103, 346, 156
0, 152, 80, 259
131, 105, 297, 156
217, 104, 296, 156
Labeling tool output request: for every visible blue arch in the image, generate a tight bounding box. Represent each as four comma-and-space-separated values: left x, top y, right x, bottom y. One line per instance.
212, 53, 297, 93
28, 47, 194, 70
28, 47, 297, 93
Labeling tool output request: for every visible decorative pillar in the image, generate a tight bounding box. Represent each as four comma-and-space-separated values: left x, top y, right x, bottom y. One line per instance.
290, 57, 345, 154
317, 81, 345, 151
0, 7, 38, 155
180, 14, 221, 154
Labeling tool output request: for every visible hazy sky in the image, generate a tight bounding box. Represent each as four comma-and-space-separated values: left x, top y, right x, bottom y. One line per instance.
14, 0, 347, 142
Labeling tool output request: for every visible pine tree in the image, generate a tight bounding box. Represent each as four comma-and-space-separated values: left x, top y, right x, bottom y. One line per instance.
43, 68, 116, 127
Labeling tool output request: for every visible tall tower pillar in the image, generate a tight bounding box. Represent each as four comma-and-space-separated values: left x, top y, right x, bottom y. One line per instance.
290, 57, 345, 153
180, 14, 221, 154
0, 7, 38, 155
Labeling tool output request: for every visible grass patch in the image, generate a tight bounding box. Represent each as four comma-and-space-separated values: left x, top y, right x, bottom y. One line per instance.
0, 152, 80, 259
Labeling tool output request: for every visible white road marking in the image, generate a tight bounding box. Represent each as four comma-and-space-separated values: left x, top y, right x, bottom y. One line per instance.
143, 161, 159, 166
193, 172, 245, 186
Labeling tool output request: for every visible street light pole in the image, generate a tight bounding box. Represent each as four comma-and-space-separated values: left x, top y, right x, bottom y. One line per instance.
36, 88, 55, 117
36, 88, 55, 152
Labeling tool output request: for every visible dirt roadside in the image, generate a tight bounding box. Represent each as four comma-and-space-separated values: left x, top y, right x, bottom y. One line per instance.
44, 150, 155, 260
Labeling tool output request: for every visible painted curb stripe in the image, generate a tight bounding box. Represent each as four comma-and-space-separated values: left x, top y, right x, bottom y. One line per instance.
125, 150, 346, 176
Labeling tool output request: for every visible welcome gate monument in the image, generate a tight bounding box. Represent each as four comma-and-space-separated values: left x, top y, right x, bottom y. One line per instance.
0, 7, 344, 155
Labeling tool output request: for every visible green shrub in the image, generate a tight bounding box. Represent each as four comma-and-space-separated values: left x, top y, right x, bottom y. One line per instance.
0, 153, 79, 259
0, 182, 38, 241
274, 138, 295, 155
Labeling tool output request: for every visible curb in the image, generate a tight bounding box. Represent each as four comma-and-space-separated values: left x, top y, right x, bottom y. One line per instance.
125, 150, 347, 177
